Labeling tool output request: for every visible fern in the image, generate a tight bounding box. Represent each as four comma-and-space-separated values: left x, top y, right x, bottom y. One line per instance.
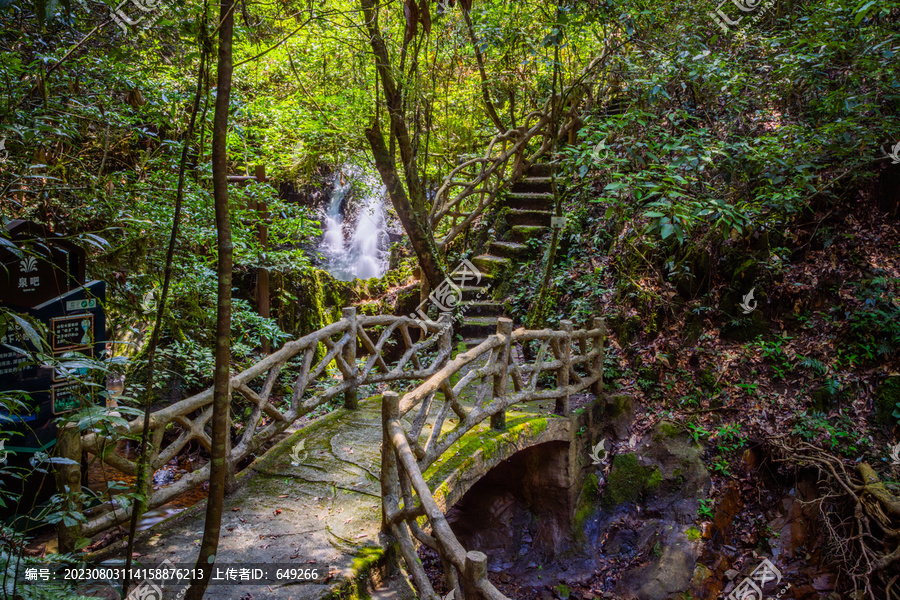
798, 356, 827, 375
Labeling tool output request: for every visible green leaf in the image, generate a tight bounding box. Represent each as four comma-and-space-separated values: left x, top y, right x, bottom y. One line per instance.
9, 314, 43, 349
854, 0, 876, 25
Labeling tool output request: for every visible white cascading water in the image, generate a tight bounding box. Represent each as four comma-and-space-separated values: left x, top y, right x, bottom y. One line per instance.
319, 170, 389, 281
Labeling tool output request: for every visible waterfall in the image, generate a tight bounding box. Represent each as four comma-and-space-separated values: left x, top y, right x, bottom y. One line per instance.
319, 169, 389, 281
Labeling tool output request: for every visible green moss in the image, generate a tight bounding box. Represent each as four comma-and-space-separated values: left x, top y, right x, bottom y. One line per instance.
658, 421, 680, 438
698, 367, 716, 391
685, 526, 701, 542
351, 546, 384, 575
612, 314, 642, 345
605, 395, 631, 419
554, 583, 571, 598
573, 472, 600, 543
603, 453, 662, 507
425, 416, 551, 488
874, 376, 900, 425
326, 546, 385, 600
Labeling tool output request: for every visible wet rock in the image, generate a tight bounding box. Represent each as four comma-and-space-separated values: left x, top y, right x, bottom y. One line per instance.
713, 482, 743, 544
602, 453, 662, 507
607, 422, 710, 600
602, 394, 634, 439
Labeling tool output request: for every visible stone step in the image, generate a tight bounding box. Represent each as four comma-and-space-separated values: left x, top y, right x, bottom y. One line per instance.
511, 225, 550, 243
506, 192, 554, 211
460, 316, 500, 338
506, 208, 553, 227
472, 254, 510, 277
489, 240, 528, 260
511, 177, 553, 194
464, 301, 505, 318
526, 163, 553, 177
463, 336, 489, 348
459, 285, 490, 302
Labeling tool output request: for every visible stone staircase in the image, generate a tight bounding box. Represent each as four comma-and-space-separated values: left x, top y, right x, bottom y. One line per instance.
461, 163, 555, 341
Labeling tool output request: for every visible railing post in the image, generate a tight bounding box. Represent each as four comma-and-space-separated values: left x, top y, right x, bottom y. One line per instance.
438, 312, 454, 368
55, 422, 82, 553
380, 390, 400, 530
555, 320, 573, 416
491, 318, 513, 431
591, 317, 606, 396
342, 307, 359, 410
464, 551, 488, 599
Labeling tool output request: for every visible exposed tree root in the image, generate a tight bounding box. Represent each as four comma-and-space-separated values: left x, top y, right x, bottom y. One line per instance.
772, 440, 900, 600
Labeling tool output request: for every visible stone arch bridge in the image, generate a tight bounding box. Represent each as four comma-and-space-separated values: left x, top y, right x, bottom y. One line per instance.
69, 311, 608, 600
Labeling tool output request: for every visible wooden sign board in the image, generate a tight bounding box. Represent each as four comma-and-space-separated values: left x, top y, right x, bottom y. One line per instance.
0, 221, 85, 309
0, 281, 105, 452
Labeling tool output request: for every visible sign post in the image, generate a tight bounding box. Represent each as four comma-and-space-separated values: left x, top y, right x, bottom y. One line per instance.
0, 222, 106, 454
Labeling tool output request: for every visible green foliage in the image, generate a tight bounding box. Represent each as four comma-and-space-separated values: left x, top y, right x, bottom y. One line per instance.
847, 278, 900, 361
697, 498, 714, 520
754, 334, 794, 380
791, 411, 867, 457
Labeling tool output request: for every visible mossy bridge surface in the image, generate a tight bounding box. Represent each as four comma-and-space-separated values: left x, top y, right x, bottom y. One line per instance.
76, 312, 606, 599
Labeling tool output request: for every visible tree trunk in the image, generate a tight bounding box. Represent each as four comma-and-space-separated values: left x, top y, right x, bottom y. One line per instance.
359, 0, 446, 292
462, 8, 505, 135
185, 0, 233, 596
366, 123, 445, 293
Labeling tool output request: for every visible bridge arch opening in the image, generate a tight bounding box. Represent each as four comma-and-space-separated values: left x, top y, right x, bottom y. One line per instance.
434, 441, 576, 574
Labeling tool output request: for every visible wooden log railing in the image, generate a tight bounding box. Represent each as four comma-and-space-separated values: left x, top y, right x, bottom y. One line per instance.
69, 308, 454, 537
381, 317, 607, 600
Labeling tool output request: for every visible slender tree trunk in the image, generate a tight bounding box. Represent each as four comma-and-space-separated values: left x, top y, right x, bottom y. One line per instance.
185, 0, 233, 596
359, 0, 446, 291
366, 123, 445, 293
462, 8, 505, 135
120, 31, 208, 600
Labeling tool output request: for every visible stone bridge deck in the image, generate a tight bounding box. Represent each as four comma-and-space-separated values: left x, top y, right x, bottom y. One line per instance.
113, 389, 591, 600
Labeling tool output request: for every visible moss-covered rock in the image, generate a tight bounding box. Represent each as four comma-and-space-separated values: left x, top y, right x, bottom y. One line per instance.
874, 376, 900, 428
603, 453, 662, 506
612, 314, 643, 345
698, 367, 716, 391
